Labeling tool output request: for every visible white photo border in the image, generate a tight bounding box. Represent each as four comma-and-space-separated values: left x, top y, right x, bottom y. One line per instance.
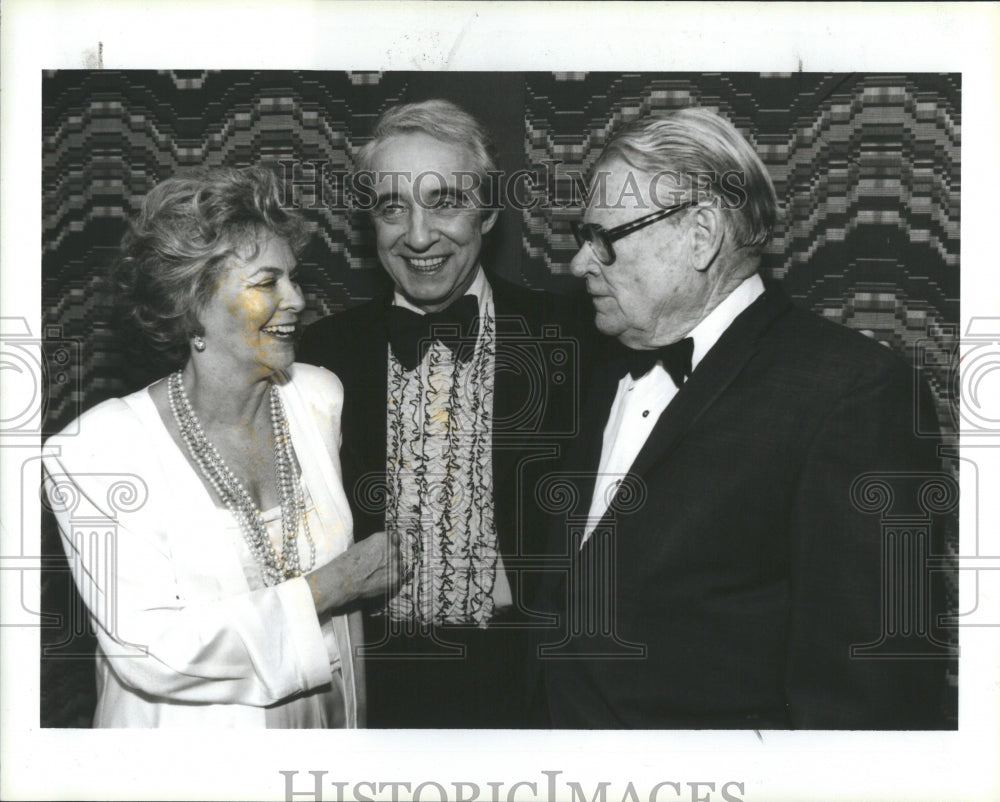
3, 2, 998, 801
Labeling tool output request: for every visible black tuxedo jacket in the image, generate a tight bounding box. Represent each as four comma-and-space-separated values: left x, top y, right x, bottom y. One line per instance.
540, 284, 954, 729
298, 275, 589, 727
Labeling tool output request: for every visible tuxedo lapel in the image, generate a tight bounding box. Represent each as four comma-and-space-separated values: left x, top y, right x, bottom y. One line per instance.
491, 290, 527, 490
348, 299, 391, 479
622, 286, 792, 485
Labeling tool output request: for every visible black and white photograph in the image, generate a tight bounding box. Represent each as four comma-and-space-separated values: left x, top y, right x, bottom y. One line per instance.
2, 3, 998, 801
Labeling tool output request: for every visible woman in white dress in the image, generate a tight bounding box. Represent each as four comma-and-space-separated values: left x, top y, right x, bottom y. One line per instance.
42, 166, 397, 728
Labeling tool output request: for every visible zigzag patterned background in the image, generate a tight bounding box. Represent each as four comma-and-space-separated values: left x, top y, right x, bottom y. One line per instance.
40, 71, 959, 726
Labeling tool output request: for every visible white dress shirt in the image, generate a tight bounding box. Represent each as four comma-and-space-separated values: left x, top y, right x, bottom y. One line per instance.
582, 274, 765, 543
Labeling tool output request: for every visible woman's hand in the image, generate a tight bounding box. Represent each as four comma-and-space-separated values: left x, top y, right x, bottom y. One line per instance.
307, 530, 402, 615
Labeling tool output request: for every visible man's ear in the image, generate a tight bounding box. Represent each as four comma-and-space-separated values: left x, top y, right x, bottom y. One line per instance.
690, 205, 724, 272
480, 207, 499, 235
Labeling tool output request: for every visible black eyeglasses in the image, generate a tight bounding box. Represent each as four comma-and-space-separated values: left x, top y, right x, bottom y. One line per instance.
571, 201, 695, 266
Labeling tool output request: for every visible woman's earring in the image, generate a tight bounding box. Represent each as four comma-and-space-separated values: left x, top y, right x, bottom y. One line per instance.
192, 335, 206, 353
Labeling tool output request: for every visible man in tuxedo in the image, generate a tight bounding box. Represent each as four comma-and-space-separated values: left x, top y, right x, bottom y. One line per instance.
298, 99, 584, 727
540, 107, 954, 729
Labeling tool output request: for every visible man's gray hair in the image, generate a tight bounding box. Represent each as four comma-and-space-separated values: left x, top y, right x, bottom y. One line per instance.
353, 98, 499, 180
597, 107, 778, 253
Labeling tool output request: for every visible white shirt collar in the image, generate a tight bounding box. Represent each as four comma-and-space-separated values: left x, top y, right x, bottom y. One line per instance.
392, 265, 490, 316
687, 273, 765, 371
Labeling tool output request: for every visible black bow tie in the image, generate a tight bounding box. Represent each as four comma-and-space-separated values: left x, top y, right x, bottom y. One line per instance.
622, 337, 694, 387
385, 295, 480, 371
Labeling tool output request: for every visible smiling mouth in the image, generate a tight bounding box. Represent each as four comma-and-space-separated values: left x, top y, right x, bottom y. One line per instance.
405, 255, 449, 272
261, 323, 297, 341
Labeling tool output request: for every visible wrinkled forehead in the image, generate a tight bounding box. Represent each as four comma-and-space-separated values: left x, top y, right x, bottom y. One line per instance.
370, 132, 482, 201
585, 158, 689, 221
221, 232, 296, 277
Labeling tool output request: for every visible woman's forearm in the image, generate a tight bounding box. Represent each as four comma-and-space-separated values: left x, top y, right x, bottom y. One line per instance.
307, 530, 399, 615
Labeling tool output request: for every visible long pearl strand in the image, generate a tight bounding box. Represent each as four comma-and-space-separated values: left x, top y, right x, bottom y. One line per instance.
167, 371, 316, 586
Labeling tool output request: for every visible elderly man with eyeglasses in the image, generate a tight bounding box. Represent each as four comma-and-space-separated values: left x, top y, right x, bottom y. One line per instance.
538, 107, 954, 730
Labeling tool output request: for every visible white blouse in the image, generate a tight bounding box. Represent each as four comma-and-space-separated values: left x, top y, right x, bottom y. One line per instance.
42, 364, 363, 728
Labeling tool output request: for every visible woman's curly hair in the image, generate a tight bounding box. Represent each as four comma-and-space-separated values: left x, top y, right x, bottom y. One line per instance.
113, 165, 311, 368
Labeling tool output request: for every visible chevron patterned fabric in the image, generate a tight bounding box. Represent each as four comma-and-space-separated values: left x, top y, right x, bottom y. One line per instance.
40, 71, 959, 727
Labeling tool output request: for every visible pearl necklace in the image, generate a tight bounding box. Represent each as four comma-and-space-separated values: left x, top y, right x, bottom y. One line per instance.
167, 371, 316, 586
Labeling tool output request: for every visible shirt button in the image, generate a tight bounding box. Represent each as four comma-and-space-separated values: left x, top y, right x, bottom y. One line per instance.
642, 410, 650, 417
